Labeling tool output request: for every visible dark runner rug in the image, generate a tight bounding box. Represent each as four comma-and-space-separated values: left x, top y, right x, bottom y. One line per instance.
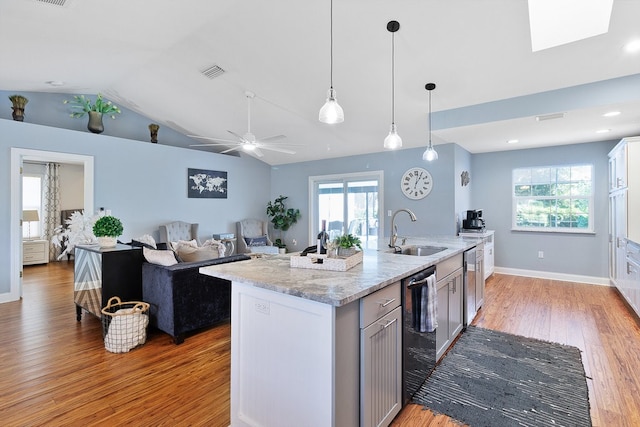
412, 326, 591, 427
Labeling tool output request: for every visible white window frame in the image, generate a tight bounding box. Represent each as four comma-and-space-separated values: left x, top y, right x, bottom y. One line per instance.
308, 171, 384, 247
512, 164, 595, 234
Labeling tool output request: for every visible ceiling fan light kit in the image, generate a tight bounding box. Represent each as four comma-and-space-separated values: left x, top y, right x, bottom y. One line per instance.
319, 0, 344, 124
384, 20, 401, 150
422, 82, 438, 161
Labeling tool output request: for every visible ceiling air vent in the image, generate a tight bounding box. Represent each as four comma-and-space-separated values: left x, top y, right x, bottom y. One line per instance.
536, 112, 565, 121
201, 65, 225, 79
36, 0, 69, 6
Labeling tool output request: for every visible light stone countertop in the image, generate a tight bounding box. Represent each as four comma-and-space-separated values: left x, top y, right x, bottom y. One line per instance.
200, 235, 483, 307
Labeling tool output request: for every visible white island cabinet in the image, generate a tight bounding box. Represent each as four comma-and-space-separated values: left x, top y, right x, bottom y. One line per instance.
200, 237, 477, 427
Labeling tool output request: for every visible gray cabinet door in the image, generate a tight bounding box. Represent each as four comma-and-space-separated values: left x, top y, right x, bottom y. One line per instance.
361, 306, 402, 427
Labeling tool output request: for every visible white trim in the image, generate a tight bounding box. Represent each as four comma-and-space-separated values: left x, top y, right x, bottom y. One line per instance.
494, 266, 610, 286
3, 148, 94, 304
308, 170, 384, 246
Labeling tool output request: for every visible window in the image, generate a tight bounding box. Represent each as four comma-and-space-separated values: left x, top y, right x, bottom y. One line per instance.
310, 171, 383, 247
23, 175, 42, 239
512, 164, 593, 233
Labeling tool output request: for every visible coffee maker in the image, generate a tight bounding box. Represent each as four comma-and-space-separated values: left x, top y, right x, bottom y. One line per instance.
462, 209, 485, 230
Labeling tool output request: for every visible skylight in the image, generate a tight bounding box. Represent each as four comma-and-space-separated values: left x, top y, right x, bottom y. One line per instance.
528, 0, 613, 52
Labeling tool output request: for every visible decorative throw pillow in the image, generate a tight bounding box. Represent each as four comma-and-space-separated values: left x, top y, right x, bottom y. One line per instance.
171, 239, 199, 251
176, 245, 220, 263
201, 239, 226, 257
143, 247, 178, 266
134, 234, 157, 249
244, 236, 269, 247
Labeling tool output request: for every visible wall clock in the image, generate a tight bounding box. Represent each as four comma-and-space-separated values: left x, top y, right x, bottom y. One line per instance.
401, 167, 433, 200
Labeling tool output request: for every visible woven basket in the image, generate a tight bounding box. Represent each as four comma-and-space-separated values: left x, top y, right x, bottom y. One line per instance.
101, 296, 150, 353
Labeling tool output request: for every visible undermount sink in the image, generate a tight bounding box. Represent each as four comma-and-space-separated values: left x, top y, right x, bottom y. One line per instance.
391, 245, 448, 256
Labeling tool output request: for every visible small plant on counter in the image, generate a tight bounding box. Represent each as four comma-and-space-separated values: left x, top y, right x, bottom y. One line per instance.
274, 238, 286, 249
335, 234, 362, 250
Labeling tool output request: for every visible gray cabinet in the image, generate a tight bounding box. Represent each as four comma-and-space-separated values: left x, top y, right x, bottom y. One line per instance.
360, 282, 402, 427
435, 255, 464, 361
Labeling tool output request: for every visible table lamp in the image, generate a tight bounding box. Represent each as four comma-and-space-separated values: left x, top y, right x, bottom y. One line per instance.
23, 209, 40, 240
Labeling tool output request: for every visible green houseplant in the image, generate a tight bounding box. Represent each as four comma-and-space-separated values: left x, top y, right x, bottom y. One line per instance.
92, 215, 123, 248
334, 233, 362, 257
266, 195, 300, 252
63, 93, 121, 134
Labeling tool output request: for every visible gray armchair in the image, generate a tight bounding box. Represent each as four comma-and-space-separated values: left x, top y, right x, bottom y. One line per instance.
236, 219, 279, 254
159, 221, 200, 247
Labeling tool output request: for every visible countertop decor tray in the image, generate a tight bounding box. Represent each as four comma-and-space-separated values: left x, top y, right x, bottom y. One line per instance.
290, 251, 363, 271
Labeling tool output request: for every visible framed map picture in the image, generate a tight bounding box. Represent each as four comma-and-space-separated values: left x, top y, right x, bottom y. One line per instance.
188, 168, 228, 199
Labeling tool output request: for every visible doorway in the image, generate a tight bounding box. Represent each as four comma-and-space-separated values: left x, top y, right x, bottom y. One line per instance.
8, 148, 94, 303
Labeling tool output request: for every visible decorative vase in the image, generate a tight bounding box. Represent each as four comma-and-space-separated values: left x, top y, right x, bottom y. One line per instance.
278, 247, 286, 255
97, 236, 117, 248
337, 247, 357, 257
87, 111, 104, 134
11, 107, 25, 122
148, 123, 160, 143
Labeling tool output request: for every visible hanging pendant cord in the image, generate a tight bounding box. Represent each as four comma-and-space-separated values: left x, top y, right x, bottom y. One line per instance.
428, 90, 432, 146
329, 0, 334, 90
391, 31, 395, 125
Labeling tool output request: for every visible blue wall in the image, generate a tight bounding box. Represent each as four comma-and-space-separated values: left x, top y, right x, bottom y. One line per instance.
471, 140, 616, 279
0, 119, 271, 295
270, 143, 473, 251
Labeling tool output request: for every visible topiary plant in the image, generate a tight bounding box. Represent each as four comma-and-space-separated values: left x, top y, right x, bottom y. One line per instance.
92, 215, 123, 237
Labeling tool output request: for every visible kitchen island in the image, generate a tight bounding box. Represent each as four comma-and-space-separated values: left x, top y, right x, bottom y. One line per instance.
200, 236, 479, 427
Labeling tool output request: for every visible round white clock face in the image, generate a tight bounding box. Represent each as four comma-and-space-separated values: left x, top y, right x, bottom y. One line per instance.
401, 167, 433, 200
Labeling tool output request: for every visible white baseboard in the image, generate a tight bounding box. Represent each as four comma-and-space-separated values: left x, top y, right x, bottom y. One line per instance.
493, 267, 610, 286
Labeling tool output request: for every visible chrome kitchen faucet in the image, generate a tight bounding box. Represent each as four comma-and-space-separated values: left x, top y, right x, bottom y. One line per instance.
389, 208, 417, 248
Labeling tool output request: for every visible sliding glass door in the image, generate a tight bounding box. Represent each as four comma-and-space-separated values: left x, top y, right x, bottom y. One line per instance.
310, 171, 384, 248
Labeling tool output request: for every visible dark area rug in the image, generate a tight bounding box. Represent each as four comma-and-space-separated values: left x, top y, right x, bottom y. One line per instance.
412, 326, 591, 427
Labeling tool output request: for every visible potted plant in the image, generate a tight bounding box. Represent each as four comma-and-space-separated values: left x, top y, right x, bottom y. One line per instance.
63, 93, 121, 134
334, 233, 362, 257
92, 215, 123, 248
9, 94, 28, 122
266, 195, 300, 253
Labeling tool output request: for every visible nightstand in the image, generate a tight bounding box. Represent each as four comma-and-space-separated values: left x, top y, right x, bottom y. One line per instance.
23, 239, 49, 265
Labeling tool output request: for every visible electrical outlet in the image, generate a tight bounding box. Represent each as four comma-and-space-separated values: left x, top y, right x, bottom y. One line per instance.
292, 239, 297, 246
255, 299, 270, 315
388, 210, 392, 217
538, 251, 544, 259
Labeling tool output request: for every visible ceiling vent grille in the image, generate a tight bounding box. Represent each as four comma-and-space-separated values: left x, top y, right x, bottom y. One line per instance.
36, 0, 69, 6
201, 65, 225, 79
536, 112, 565, 121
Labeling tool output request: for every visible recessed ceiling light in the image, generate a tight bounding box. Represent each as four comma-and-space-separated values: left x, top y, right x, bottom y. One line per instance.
45, 80, 65, 86
507, 139, 519, 144
625, 39, 640, 53
603, 111, 621, 117
596, 129, 611, 134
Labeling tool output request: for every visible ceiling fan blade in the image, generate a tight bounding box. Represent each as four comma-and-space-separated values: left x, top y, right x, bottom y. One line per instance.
258, 134, 286, 142
252, 147, 265, 157
257, 145, 296, 155
189, 143, 241, 148
220, 146, 244, 154
227, 130, 246, 141
188, 135, 240, 144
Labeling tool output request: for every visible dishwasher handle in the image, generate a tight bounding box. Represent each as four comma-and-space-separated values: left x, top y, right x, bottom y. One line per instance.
406, 265, 436, 289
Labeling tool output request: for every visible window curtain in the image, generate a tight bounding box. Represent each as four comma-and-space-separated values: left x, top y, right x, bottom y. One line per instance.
43, 163, 61, 261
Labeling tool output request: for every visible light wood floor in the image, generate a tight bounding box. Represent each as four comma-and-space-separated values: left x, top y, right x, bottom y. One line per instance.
2, 262, 639, 426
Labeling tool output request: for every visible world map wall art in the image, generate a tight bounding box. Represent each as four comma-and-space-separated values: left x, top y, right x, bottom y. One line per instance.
188, 168, 228, 199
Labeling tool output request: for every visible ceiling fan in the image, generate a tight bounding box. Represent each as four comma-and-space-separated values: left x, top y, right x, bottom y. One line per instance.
189, 91, 296, 158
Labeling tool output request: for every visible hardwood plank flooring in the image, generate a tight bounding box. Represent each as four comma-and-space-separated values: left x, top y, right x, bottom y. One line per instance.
2, 262, 639, 426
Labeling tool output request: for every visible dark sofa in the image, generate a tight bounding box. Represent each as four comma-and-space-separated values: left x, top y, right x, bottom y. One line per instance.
142, 254, 250, 344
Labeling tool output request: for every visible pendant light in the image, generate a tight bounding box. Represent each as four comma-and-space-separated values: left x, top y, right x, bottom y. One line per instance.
384, 20, 402, 149
422, 83, 438, 161
319, 0, 344, 124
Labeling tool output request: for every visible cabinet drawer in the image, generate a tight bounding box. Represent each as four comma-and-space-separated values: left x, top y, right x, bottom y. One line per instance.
360, 281, 401, 328
24, 253, 44, 261
24, 242, 46, 254
436, 253, 463, 281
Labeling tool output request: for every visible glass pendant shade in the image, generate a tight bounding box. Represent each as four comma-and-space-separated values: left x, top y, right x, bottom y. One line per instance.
422, 144, 438, 161
384, 124, 402, 149
319, 88, 344, 124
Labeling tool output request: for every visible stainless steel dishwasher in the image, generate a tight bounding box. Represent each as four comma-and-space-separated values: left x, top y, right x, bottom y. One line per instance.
402, 265, 437, 404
